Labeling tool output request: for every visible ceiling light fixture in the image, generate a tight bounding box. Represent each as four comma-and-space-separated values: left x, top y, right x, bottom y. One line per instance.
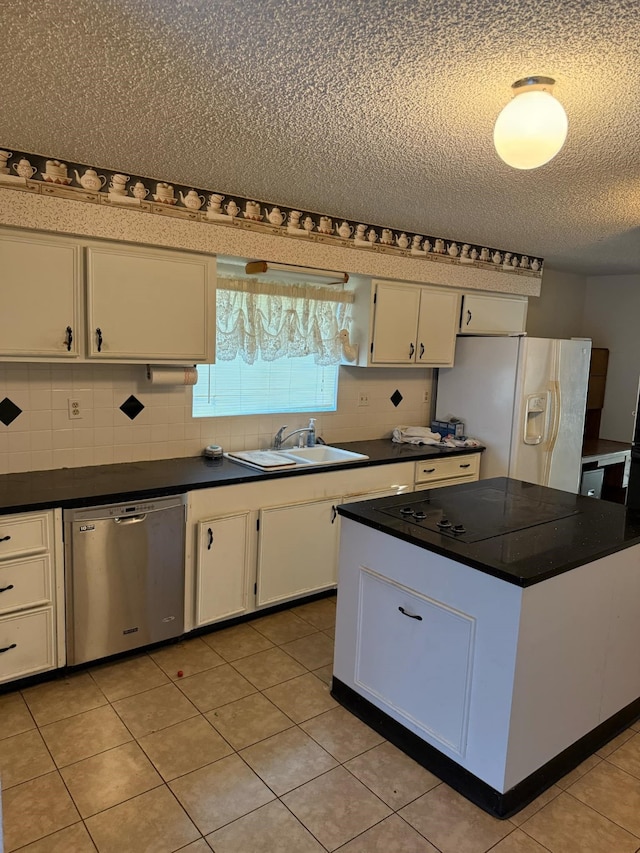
245, 260, 349, 285
493, 76, 568, 170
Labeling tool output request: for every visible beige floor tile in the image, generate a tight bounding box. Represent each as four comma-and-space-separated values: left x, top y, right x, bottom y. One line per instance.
568, 760, 640, 837
178, 842, 212, 853
12, 822, 96, 852
201, 622, 274, 661
89, 653, 170, 701
291, 597, 336, 630
170, 753, 275, 835
113, 682, 199, 737
139, 714, 233, 780
345, 740, 440, 809
508, 784, 561, 827
251, 610, 317, 645
264, 672, 337, 722
282, 765, 391, 852
337, 813, 440, 852
2, 771, 80, 851
0, 728, 55, 788
313, 664, 333, 686
556, 752, 602, 789
301, 706, 384, 763
324, 626, 336, 640
0, 691, 35, 741
205, 799, 324, 852
22, 673, 107, 726
240, 726, 337, 795
39, 704, 132, 767
206, 692, 294, 750
488, 828, 551, 853
85, 785, 199, 853
281, 632, 335, 670
399, 784, 511, 853
231, 646, 306, 689
150, 636, 226, 680
607, 731, 640, 779
177, 663, 256, 712
596, 727, 636, 758
61, 740, 162, 817
521, 789, 639, 852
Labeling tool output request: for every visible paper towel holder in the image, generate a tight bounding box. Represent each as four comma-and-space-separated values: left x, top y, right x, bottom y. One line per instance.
146, 365, 198, 386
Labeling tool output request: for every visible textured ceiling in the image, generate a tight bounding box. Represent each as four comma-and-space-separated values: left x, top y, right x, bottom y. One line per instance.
1, 0, 640, 275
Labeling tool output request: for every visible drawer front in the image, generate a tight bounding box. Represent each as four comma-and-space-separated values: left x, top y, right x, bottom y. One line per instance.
415, 454, 480, 484
0, 513, 50, 558
0, 608, 55, 683
0, 555, 53, 615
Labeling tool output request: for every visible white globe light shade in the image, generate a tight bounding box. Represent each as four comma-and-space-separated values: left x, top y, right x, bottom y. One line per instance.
494, 89, 568, 170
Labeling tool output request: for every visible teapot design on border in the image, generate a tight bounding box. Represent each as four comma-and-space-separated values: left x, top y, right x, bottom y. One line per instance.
336, 221, 353, 239
179, 189, 206, 210
74, 168, 106, 192
13, 158, 37, 179
265, 206, 286, 226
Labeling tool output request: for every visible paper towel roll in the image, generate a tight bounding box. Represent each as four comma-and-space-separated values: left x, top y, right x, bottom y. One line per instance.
147, 366, 198, 386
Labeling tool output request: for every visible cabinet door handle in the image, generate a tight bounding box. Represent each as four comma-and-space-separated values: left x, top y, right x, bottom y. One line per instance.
0, 535, 11, 542
96, 328, 103, 352
409, 342, 415, 358
466, 309, 472, 326
0, 643, 16, 654
65, 325, 73, 351
331, 505, 338, 523
0, 584, 14, 593
419, 342, 425, 359
398, 606, 422, 621
459, 463, 471, 468
207, 528, 214, 549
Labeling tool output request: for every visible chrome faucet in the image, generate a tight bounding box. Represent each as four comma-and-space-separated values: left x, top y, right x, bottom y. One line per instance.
273, 424, 311, 450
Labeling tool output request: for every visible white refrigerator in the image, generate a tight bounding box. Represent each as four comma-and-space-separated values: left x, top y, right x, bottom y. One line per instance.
436, 336, 592, 493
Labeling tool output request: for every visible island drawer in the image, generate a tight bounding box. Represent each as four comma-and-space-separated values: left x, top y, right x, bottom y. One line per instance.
0, 608, 55, 683
0, 555, 53, 615
0, 512, 50, 559
414, 453, 480, 485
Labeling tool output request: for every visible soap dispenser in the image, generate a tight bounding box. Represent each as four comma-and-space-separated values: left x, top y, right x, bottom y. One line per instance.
306, 418, 316, 447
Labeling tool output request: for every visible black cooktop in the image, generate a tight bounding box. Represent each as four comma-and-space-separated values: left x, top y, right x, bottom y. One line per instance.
378, 486, 581, 543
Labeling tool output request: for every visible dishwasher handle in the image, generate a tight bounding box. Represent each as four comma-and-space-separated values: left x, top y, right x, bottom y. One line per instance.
113, 514, 147, 525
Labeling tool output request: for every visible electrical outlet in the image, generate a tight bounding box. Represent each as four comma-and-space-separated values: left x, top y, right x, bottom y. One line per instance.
68, 398, 82, 419
423, 390, 430, 404
358, 392, 370, 407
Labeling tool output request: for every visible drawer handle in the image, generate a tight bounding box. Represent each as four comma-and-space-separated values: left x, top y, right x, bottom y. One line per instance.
0, 643, 16, 654
0, 584, 14, 593
423, 468, 436, 474
398, 606, 423, 621
0, 535, 11, 543
207, 527, 213, 550
459, 463, 471, 468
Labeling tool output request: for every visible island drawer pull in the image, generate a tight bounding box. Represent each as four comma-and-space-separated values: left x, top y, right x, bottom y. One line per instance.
0, 643, 17, 654
459, 463, 471, 468
422, 467, 436, 474
0, 535, 11, 543
398, 606, 423, 621
0, 584, 14, 593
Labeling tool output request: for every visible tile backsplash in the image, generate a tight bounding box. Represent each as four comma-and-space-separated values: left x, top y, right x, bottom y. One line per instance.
0, 363, 432, 474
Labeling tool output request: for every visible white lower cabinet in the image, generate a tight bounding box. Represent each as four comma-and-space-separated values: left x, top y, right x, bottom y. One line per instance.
196, 512, 252, 626
257, 498, 340, 607
0, 509, 64, 684
414, 453, 481, 490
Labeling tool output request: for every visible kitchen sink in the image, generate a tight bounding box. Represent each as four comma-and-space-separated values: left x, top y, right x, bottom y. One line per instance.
278, 446, 369, 465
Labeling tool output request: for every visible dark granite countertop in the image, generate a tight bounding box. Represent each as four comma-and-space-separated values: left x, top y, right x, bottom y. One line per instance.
337, 477, 640, 587
0, 440, 483, 515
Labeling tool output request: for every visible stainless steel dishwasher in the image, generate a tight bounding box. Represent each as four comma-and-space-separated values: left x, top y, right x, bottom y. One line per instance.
64, 495, 186, 665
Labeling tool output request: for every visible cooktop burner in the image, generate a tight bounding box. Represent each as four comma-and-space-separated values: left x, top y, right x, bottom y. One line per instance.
378, 487, 581, 543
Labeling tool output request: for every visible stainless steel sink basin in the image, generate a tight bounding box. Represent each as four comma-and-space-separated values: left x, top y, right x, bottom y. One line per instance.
278, 446, 369, 465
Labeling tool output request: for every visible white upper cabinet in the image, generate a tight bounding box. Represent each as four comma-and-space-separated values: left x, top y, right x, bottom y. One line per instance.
0, 230, 81, 358
459, 293, 527, 335
370, 281, 459, 366
86, 244, 215, 361
0, 227, 216, 364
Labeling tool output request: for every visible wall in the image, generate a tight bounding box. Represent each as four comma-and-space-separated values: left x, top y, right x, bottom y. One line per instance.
582, 274, 640, 443
0, 361, 432, 475
525, 267, 586, 339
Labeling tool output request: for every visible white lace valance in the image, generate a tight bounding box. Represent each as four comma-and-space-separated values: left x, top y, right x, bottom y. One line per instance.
216, 277, 353, 365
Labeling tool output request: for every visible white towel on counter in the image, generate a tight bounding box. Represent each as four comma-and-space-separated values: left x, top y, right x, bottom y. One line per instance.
392, 426, 442, 445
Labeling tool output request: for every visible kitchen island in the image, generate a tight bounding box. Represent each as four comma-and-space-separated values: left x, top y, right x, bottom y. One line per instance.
333, 478, 640, 817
